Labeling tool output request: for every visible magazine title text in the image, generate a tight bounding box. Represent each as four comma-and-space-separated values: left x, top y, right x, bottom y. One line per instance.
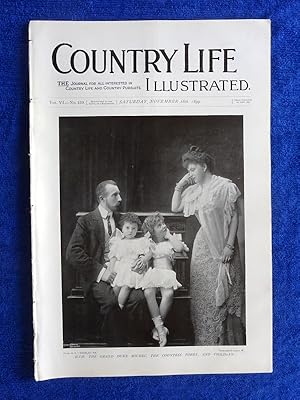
52, 43, 238, 74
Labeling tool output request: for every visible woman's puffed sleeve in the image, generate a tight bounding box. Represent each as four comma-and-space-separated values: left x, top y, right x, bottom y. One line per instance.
224, 182, 241, 217
223, 182, 241, 238
224, 182, 241, 238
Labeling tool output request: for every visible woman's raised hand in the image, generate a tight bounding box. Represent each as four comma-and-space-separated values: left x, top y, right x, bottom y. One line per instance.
172, 173, 193, 212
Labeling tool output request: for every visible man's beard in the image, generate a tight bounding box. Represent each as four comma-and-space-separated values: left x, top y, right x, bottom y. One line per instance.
110, 202, 122, 212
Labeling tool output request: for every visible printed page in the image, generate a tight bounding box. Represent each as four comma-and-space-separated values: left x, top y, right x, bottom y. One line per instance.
29, 19, 271, 380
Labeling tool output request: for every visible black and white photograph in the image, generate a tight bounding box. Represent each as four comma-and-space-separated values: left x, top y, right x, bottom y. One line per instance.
60, 115, 246, 348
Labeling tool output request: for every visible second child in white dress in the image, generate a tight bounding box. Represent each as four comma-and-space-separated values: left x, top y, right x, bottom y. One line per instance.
108, 212, 152, 310
141, 212, 188, 347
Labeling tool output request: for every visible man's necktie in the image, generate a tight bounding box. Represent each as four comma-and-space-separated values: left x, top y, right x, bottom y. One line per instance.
106, 215, 112, 237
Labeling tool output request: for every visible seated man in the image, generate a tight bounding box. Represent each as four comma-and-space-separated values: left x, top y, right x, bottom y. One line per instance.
66, 180, 150, 346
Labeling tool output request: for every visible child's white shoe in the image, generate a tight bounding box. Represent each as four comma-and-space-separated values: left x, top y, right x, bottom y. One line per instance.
152, 328, 159, 341
152, 315, 168, 347
158, 329, 167, 347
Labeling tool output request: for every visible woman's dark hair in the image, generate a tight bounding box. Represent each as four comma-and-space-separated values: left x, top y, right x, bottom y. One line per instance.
182, 145, 215, 172
119, 212, 142, 229
142, 212, 164, 237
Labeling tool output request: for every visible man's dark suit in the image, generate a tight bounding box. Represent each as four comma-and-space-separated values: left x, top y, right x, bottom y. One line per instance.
66, 207, 149, 346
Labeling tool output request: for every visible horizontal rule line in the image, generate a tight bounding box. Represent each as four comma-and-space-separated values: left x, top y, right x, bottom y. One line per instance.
48, 96, 252, 99
50, 103, 250, 107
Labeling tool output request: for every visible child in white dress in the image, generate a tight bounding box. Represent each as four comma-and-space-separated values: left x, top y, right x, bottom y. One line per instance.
141, 212, 188, 347
108, 213, 152, 310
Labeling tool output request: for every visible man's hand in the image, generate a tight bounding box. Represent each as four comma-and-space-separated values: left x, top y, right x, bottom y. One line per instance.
101, 268, 117, 284
132, 257, 148, 274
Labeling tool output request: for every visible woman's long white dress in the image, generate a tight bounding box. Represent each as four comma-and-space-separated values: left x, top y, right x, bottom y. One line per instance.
182, 175, 245, 345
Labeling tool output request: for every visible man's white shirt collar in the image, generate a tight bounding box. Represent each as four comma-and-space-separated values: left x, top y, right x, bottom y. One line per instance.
98, 204, 112, 219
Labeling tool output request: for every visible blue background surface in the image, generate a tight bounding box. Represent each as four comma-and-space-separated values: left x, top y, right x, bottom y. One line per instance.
0, 1, 299, 398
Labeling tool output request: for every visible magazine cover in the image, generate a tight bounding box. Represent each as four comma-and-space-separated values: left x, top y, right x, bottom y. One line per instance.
29, 19, 271, 380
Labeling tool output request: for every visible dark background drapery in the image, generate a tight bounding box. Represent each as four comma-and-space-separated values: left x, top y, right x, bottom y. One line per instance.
60, 115, 243, 245
60, 115, 243, 298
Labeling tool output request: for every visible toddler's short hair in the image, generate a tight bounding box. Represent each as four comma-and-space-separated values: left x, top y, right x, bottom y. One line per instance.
119, 212, 142, 230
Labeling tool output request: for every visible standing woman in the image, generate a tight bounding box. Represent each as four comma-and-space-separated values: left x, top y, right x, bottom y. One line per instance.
171, 146, 245, 345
